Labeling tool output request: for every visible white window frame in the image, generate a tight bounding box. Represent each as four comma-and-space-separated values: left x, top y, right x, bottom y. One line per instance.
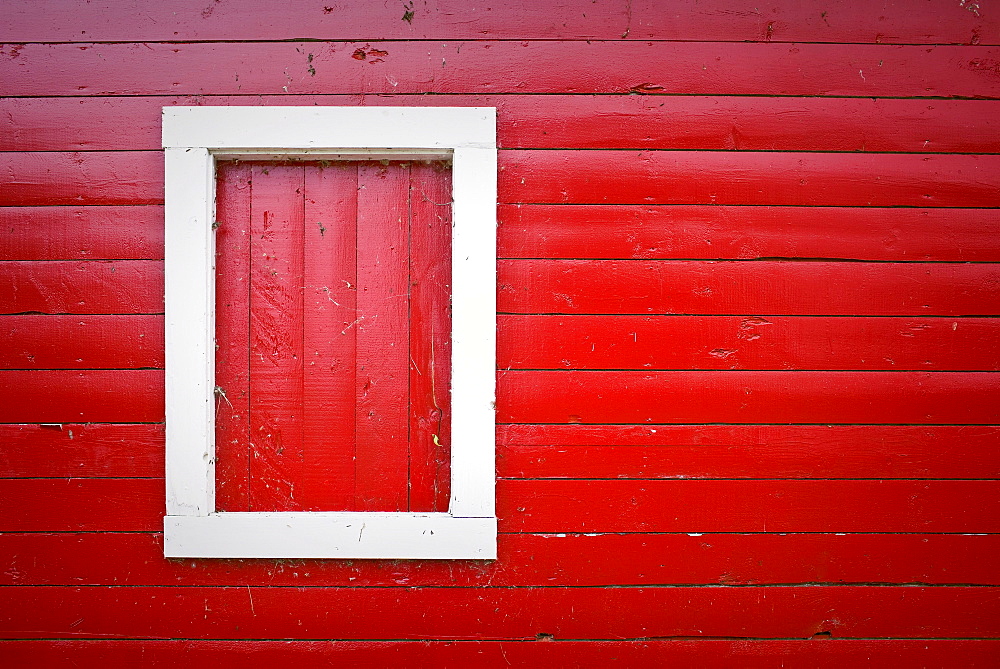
162, 107, 497, 559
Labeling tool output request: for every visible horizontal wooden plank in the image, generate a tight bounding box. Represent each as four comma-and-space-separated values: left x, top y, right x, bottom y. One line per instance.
9, 150, 1000, 209
7, 150, 1000, 209
0, 152, 163, 207
499, 205, 1000, 262
0, 424, 163, 477
5, 479, 999, 533
1, 0, 997, 44
1, 585, 998, 640
0, 315, 163, 369
0, 261, 163, 314
0, 370, 164, 423
498, 370, 1000, 424
503, 480, 1000, 533
499, 260, 1000, 316
497, 424, 1000, 479
502, 151, 1000, 207
5, 96, 1000, 154
3, 42, 999, 98
4, 532, 999, 587
2, 368, 996, 427
0, 206, 163, 260
3, 639, 1000, 668
4, 423, 997, 481
13, 313, 1000, 372
500, 315, 1000, 371
10, 258, 998, 317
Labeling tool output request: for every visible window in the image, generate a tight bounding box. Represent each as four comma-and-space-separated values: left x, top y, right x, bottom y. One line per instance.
163, 107, 497, 558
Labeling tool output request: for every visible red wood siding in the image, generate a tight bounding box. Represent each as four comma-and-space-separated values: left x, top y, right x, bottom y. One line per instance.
214, 160, 450, 512
1, 0, 998, 664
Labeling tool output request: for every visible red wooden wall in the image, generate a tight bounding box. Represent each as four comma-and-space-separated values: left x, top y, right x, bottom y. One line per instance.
2, 0, 1000, 665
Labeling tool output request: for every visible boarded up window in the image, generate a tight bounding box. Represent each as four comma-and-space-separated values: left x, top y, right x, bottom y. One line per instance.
213, 160, 451, 513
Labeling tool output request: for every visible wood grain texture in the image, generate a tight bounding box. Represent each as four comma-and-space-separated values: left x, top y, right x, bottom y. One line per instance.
0, 424, 163, 478
5, 532, 1000, 587
498, 315, 1000, 371
6, 479, 999, 534
0, 314, 163, 369
499, 260, 1000, 316
501, 480, 1000, 533
0, 585, 998, 640
497, 424, 1000, 480
0, 206, 163, 260
0, 152, 163, 206
4, 423, 997, 481
498, 204, 1000, 262
1, 0, 997, 43
5, 96, 1000, 154
10, 150, 1000, 209
213, 163, 252, 512
498, 370, 1000, 425
2, 639, 1000, 667
0, 261, 162, 314
0, 370, 163, 423
300, 163, 359, 511
501, 151, 1000, 207
4, 42, 1000, 98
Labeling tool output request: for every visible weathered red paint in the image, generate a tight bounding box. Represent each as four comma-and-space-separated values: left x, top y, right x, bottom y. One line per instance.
5, 96, 1000, 154
6, 532, 1000, 587
4, 639, 1000, 667
3, 42, 1000, 98
213, 161, 451, 513
4, 478, 999, 534
1, 585, 999, 639
2, 0, 998, 662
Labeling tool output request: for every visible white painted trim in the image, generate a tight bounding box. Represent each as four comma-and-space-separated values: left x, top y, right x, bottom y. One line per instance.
165, 514, 497, 559
163, 106, 497, 559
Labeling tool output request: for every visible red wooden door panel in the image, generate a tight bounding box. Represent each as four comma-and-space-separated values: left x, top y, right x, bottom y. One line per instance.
214, 160, 451, 513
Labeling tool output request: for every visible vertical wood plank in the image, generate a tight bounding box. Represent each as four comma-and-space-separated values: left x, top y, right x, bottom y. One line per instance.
355, 162, 410, 511
301, 163, 359, 511
214, 162, 252, 512
408, 161, 453, 512
248, 164, 305, 511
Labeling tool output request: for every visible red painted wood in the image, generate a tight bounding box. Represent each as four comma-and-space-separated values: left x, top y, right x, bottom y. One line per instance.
0, 260, 162, 315
1, 0, 997, 43
300, 163, 358, 511
499, 260, 1000, 316
6, 96, 1000, 154
11, 150, 1000, 209
0, 424, 163, 478
5, 42, 1000, 98
354, 163, 411, 512
502, 151, 1000, 207
2, 639, 1000, 667
408, 161, 452, 512
1, 585, 998, 639
5, 532, 1000, 587
214, 161, 452, 512
0, 151, 162, 207
213, 163, 252, 512
0, 314, 163, 369
498, 370, 1000, 425
0, 370, 163, 423
4, 422, 997, 481
0, 206, 163, 260
499, 315, 1000, 371
503, 480, 1000, 534
246, 164, 306, 511
498, 425, 1000, 480
499, 205, 1000, 262
7, 478, 999, 534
